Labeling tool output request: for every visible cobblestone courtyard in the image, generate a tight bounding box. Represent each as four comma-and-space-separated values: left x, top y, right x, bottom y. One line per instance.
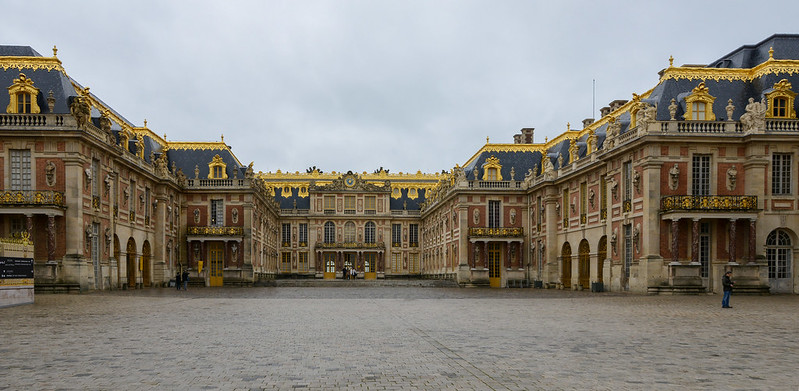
1, 287, 797, 390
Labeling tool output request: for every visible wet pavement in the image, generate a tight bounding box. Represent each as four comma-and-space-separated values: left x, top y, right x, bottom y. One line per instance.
1, 286, 797, 390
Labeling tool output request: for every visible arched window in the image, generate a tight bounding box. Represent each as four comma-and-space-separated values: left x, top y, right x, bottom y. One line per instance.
324, 221, 335, 243
344, 221, 356, 243
364, 222, 376, 243
6, 73, 41, 114
684, 82, 716, 121
766, 229, 792, 280
766, 79, 797, 119
207, 154, 227, 179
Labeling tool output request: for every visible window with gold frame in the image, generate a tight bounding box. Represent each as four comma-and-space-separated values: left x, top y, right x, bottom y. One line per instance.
766, 79, 797, 119
6, 73, 41, 114
364, 195, 376, 214
207, 154, 228, 179
280, 252, 291, 273
344, 195, 355, 214
323, 195, 335, 213
684, 82, 716, 121
298, 252, 309, 272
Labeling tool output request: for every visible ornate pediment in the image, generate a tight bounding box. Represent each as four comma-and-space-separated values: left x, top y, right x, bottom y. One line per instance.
310, 171, 390, 192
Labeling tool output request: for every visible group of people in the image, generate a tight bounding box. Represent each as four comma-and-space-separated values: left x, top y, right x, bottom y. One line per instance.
342, 266, 357, 280
175, 269, 189, 291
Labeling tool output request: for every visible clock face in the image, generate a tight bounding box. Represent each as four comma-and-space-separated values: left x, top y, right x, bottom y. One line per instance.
344, 176, 355, 187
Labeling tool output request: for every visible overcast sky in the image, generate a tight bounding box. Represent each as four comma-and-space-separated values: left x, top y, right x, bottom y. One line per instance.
3, 1, 798, 174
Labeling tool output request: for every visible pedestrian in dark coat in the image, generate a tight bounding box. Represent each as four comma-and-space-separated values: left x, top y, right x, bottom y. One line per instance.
722, 270, 734, 308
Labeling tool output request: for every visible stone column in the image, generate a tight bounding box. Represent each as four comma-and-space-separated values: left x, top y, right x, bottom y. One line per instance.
691, 218, 700, 264
729, 219, 737, 264
749, 219, 756, 264
671, 218, 679, 263
482, 240, 488, 269
47, 214, 56, 262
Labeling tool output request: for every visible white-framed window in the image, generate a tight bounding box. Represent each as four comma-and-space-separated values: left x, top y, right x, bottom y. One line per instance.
622, 162, 632, 202
488, 200, 500, 228
10, 149, 31, 190
365, 222, 376, 243
692, 155, 711, 196
772, 153, 792, 195
365, 196, 376, 214
323, 195, 335, 214
392, 224, 402, 246
409, 224, 418, 246
391, 252, 402, 273
767, 230, 792, 279
324, 221, 335, 243
281, 223, 291, 247
344, 196, 355, 214
298, 223, 308, 246
409, 253, 419, 273
344, 221, 356, 242
210, 199, 224, 226
624, 224, 632, 280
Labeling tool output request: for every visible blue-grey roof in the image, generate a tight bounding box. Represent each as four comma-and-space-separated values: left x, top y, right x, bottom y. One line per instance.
709, 34, 799, 69
390, 188, 425, 211
167, 147, 243, 180
0, 45, 42, 57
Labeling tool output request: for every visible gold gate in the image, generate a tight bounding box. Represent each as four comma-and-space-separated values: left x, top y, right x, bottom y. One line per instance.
488, 242, 501, 288
209, 242, 224, 287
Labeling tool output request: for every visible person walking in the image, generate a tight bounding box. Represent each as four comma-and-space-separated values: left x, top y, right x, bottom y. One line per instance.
182, 270, 190, 291
722, 270, 734, 308
175, 270, 182, 291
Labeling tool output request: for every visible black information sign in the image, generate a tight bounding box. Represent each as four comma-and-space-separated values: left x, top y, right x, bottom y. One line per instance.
0, 257, 34, 279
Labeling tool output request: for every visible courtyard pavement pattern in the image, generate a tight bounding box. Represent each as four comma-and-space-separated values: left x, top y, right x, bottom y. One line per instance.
1, 286, 798, 390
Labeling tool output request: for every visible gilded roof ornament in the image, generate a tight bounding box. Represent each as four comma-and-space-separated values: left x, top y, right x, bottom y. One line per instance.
669, 55, 673, 67
769, 47, 774, 60
52, 45, 58, 58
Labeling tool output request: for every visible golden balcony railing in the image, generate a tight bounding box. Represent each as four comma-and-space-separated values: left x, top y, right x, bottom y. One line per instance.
468, 227, 524, 238
187, 226, 244, 236
660, 195, 758, 212
315, 241, 385, 250
0, 190, 65, 208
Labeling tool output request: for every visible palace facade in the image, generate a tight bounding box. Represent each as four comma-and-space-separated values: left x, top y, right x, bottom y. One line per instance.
2, 35, 799, 294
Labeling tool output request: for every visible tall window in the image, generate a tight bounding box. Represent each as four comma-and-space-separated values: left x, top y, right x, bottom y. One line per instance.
281, 252, 291, 273
772, 153, 792, 195
324, 195, 335, 214
344, 196, 356, 214
298, 223, 308, 246
766, 230, 792, 279
409, 253, 419, 273
298, 252, 309, 272
392, 224, 402, 247
536, 196, 543, 228
281, 223, 291, 247
91, 159, 100, 197
600, 176, 608, 220
624, 224, 632, 280
580, 182, 587, 224
488, 200, 500, 228
210, 199, 223, 226
344, 221, 356, 242
391, 253, 401, 273
365, 196, 376, 214
144, 188, 151, 221
212, 166, 224, 179
409, 224, 418, 247
623, 162, 632, 202
692, 155, 711, 196
486, 168, 498, 181
324, 221, 335, 243
129, 180, 136, 211
9, 149, 31, 190
365, 222, 376, 243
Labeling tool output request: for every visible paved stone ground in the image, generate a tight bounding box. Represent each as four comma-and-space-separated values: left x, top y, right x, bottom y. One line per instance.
1, 287, 797, 390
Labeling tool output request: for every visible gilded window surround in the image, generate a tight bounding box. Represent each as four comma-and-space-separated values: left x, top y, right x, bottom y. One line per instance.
6, 73, 41, 114
208, 154, 228, 179
684, 82, 717, 121
765, 79, 797, 119
481, 156, 503, 181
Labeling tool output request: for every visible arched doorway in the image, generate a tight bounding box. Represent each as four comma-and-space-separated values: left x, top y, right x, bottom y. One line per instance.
597, 236, 607, 286
364, 253, 376, 280
578, 240, 590, 290
141, 240, 152, 287
561, 242, 572, 289
766, 229, 793, 293
126, 238, 136, 288
488, 242, 501, 288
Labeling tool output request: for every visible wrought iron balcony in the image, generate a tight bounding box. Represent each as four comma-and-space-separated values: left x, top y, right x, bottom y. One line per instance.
0, 190, 65, 208
660, 195, 758, 212
187, 226, 244, 236
468, 227, 524, 238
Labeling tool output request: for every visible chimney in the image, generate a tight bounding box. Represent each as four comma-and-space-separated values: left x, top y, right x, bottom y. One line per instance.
582, 118, 595, 128
609, 99, 628, 112
600, 107, 611, 117
514, 127, 535, 144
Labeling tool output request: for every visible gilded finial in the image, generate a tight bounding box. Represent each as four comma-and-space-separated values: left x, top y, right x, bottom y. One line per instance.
669, 55, 673, 67
143, 119, 147, 127
544, 136, 548, 143
486, 136, 489, 144
52, 45, 58, 58
567, 122, 570, 131
769, 47, 774, 59
163, 133, 167, 140
221, 134, 225, 142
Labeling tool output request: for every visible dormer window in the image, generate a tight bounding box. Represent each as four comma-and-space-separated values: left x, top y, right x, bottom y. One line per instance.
208, 154, 228, 179
766, 79, 797, 119
684, 82, 716, 121
481, 155, 503, 181
6, 73, 41, 114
